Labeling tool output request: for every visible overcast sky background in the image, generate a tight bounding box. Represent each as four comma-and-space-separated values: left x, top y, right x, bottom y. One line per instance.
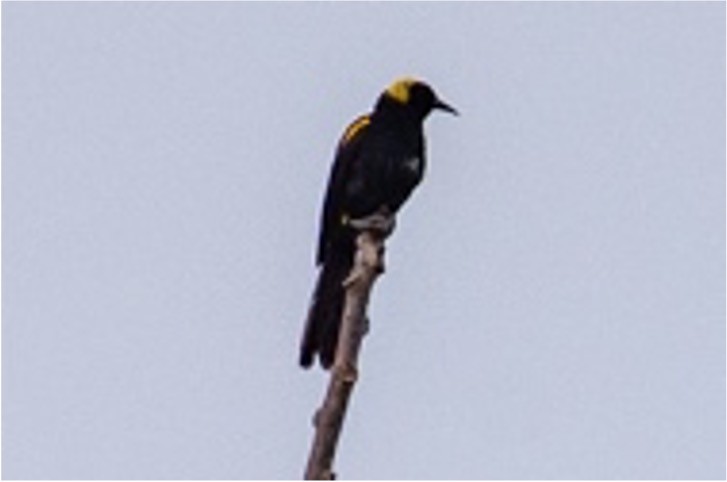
3, 2, 725, 479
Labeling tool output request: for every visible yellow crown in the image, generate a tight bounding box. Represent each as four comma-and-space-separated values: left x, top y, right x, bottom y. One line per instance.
385, 77, 420, 104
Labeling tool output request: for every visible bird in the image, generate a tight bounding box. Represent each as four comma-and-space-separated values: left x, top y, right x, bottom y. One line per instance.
299, 77, 457, 369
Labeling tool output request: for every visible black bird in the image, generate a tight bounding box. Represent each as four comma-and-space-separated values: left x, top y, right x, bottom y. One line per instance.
300, 78, 457, 369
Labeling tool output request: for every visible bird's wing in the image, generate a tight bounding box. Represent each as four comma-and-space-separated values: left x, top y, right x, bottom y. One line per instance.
316, 114, 371, 265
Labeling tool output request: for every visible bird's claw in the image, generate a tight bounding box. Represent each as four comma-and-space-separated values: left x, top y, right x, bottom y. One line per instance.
348, 207, 396, 237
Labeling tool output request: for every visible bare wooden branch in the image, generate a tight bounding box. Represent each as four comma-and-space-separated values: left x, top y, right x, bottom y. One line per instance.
304, 225, 387, 480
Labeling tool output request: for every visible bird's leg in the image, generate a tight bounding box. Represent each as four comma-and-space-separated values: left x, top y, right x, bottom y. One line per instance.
343, 207, 394, 287
348, 205, 397, 238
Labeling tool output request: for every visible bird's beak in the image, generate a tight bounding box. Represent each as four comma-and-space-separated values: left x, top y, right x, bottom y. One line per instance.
433, 98, 459, 116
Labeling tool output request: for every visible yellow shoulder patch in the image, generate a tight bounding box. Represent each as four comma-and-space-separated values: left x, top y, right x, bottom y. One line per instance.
340, 114, 370, 146
385, 77, 419, 104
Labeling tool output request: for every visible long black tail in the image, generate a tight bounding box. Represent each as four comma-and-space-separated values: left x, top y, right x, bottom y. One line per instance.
299, 246, 353, 369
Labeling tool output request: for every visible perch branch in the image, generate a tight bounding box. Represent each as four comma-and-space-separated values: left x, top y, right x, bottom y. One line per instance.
304, 210, 393, 480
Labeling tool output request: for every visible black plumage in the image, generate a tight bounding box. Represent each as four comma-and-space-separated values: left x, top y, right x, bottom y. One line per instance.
300, 78, 457, 369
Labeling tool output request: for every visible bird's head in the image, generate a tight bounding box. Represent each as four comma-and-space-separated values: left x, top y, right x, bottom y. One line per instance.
379, 77, 458, 120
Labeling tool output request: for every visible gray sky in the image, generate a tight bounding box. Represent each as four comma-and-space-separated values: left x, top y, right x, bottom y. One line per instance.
3, 2, 724, 479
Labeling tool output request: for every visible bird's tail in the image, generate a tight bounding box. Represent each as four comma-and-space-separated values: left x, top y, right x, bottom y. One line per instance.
299, 247, 353, 369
